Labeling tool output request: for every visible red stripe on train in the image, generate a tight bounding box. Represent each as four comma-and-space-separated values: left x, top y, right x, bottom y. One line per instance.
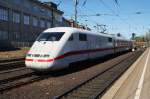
37, 59, 54, 62
25, 58, 54, 62
25, 59, 33, 61
25, 46, 130, 62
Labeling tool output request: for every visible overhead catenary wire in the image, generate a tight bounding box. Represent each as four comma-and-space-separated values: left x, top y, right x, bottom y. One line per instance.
55, 0, 147, 34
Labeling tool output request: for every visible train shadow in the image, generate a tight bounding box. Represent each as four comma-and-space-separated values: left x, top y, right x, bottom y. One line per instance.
36, 51, 130, 77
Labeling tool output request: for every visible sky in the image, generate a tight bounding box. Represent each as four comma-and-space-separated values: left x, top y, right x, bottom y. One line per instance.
40, 0, 150, 39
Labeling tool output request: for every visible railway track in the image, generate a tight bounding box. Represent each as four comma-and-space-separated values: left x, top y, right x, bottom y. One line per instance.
55, 50, 143, 99
0, 67, 41, 92
0, 57, 24, 63
0, 50, 144, 95
0, 57, 25, 71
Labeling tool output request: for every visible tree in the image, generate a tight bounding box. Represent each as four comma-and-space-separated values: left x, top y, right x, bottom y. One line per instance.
132, 33, 136, 40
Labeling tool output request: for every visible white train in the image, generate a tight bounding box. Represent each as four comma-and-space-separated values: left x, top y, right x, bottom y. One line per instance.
25, 27, 132, 71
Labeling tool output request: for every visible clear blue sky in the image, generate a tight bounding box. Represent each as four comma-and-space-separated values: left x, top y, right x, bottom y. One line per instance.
40, 0, 150, 39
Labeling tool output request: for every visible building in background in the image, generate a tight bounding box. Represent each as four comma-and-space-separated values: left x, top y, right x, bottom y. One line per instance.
0, 0, 64, 48
65, 19, 91, 30
62, 17, 70, 27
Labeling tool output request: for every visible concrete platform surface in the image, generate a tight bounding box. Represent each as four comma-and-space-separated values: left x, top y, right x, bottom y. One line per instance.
101, 48, 150, 99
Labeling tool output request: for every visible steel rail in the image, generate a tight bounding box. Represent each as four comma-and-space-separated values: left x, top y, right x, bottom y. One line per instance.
54, 50, 143, 99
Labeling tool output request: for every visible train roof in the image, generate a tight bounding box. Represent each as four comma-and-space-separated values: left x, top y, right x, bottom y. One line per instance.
44, 27, 132, 42
44, 27, 113, 38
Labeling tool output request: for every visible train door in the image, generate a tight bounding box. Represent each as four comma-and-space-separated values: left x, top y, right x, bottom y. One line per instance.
113, 38, 116, 54
87, 35, 91, 59
76, 33, 88, 61
64, 33, 78, 63
87, 34, 96, 59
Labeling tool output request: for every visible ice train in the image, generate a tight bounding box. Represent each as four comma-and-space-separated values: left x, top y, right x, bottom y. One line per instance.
25, 27, 132, 71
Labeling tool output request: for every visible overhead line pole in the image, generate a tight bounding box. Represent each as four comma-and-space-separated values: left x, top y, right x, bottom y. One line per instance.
74, 0, 78, 24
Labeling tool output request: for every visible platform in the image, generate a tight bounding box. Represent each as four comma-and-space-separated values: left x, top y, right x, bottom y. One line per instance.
102, 48, 150, 99
0, 47, 29, 59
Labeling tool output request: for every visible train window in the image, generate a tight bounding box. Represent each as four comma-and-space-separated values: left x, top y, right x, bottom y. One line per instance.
108, 37, 112, 42
79, 34, 87, 41
36, 32, 64, 41
68, 34, 73, 41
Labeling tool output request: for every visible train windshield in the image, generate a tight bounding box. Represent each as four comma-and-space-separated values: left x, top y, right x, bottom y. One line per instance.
36, 32, 65, 41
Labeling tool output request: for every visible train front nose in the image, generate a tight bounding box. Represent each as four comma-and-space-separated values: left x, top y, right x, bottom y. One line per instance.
25, 54, 54, 71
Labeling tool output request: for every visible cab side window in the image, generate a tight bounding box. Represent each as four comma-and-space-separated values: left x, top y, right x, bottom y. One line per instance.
108, 37, 112, 42
68, 34, 74, 41
79, 33, 87, 41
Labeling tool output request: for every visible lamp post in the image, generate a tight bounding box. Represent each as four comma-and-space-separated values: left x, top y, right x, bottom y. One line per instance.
73, 0, 78, 25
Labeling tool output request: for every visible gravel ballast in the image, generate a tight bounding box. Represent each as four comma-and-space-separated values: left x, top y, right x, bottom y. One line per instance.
0, 52, 133, 99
